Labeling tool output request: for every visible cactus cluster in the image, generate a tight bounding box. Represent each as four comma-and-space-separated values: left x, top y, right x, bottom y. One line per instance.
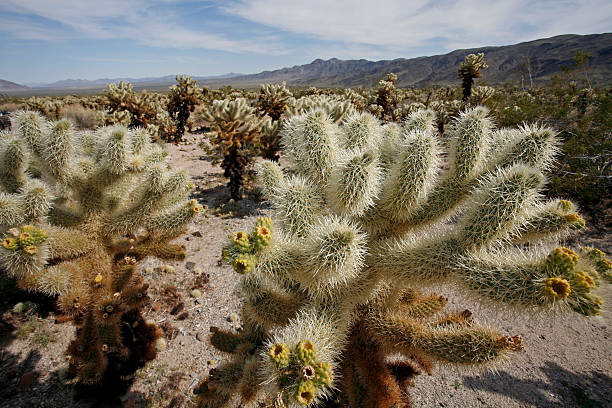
257, 82, 293, 161
202, 105, 610, 407
167, 75, 205, 143
103, 81, 176, 140
0, 112, 201, 385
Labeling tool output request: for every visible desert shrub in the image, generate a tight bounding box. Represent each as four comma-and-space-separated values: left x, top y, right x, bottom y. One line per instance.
200, 98, 262, 200
0, 112, 202, 388
167, 75, 205, 143
199, 106, 610, 407
61, 104, 99, 129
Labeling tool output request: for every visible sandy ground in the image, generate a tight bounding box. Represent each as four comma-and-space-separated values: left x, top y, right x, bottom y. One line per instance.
0, 136, 610, 408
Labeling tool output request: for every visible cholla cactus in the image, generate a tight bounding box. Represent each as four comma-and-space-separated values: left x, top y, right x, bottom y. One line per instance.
256, 83, 293, 161
375, 73, 400, 119
458, 53, 488, 101
285, 95, 357, 123
201, 106, 610, 408
200, 98, 262, 200
0, 112, 202, 385
471, 85, 496, 105
258, 82, 293, 122
167, 75, 205, 143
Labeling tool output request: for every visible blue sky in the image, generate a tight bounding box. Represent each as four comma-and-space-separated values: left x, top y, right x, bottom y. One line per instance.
1, 0, 611, 84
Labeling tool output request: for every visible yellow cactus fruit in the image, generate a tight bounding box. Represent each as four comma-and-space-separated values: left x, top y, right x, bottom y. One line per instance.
2, 237, 18, 250
546, 247, 579, 275
94, 274, 104, 284
543, 277, 571, 300
563, 213, 585, 229
296, 340, 317, 364
232, 231, 250, 250
233, 254, 255, 274
269, 342, 290, 367
574, 271, 596, 289
256, 216, 274, 230
23, 245, 38, 255
295, 381, 316, 405
252, 225, 272, 251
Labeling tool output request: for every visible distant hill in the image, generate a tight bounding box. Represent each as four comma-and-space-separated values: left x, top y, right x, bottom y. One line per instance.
199, 33, 612, 88
26, 73, 244, 90
0, 79, 29, 92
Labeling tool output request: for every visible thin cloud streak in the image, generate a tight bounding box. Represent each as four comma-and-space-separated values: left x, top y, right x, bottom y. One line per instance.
0, 0, 288, 54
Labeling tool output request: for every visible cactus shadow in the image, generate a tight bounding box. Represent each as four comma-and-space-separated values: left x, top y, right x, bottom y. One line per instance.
462, 361, 611, 407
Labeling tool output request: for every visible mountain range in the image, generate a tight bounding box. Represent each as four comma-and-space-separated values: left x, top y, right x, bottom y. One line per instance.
1, 33, 610, 94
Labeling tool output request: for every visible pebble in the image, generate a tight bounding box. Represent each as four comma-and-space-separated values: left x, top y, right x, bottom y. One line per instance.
191, 289, 202, 298
186, 261, 196, 270
196, 333, 205, 341
13, 302, 25, 313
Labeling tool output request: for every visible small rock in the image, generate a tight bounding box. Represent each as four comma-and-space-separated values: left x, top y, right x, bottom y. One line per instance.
196, 333, 205, 341
155, 338, 167, 351
191, 230, 203, 238
194, 267, 202, 275
186, 261, 196, 271
191, 289, 202, 298
12, 302, 25, 313
176, 311, 189, 320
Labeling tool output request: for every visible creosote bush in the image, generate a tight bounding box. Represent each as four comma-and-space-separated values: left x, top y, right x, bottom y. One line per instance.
0, 112, 202, 387
199, 106, 610, 408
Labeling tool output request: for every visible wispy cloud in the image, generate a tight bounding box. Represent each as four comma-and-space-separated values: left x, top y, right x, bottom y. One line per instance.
0, 0, 288, 54
224, 0, 612, 53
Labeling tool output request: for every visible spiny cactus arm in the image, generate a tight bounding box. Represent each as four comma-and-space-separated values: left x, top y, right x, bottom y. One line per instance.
402, 108, 437, 135
373, 129, 441, 227
367, 312, 523, 366
513, 199, 585, 243
242, 274, 304, 330
267, 175, 323, 238
11, 111, 46, 158
104, 166, 192, 235
489, 124, 559, 172
0, 192, 25, 227
1, 224, 49, 279
145, 199, 203, 234
41, 120, 74, 184
580, 247, 612, 283
280, 111, 339, 187
257, 160, 286, 199
339, 112, 380, 151
326, 148, 381, 217
292, 216, 367, 299
458, 165, 543, 249
45, 225, 93, 259
0, 137, 28, 193
456, 246, 606, 315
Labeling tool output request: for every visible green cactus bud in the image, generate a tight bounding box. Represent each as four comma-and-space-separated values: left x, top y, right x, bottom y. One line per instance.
295, 380, 316, 405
